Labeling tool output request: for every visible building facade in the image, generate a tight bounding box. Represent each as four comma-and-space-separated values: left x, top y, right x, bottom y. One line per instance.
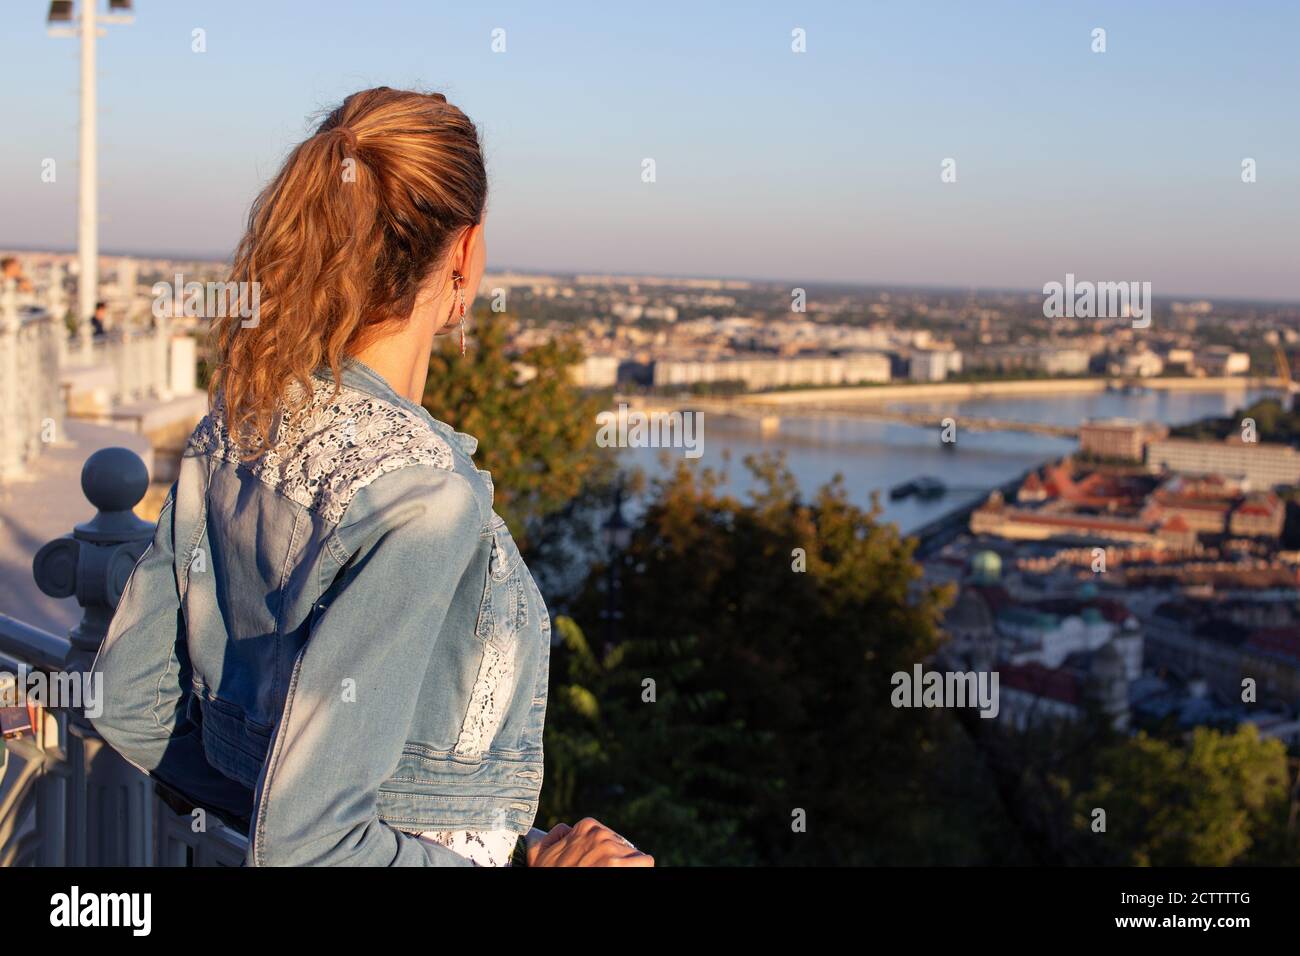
1147, 438, 1300, 490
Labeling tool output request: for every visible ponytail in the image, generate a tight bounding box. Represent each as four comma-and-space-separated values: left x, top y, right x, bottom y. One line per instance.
210, 88, 487, 456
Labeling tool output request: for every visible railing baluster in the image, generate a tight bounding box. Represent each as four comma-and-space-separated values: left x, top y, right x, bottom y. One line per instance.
27, 447, 157, 865
0, 279, 20, 480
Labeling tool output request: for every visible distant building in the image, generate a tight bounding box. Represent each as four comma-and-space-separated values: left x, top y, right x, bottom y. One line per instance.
642, 305, 678, 322
971, 461, 1283, 547
1155, 514, 1199, 551
908, 349, 962, 382
1229, 493, 1286, 538
570, 354, 620, 388
1000, 640, 1133, 732
651, 352, 890, 390
1113, 350, 1164, 378
998, 662, 1088, 729
937, 554, 1137, 732
974, 345, 1091, 376
1163, 347, 1196, 371
1078, 418, 1168, 462
1145, 475, 1239, 535
970, 489, 1158, 544
1147, 437, 1300, 490
1144, 611, 1300, 709
1196, 346, 1250, 376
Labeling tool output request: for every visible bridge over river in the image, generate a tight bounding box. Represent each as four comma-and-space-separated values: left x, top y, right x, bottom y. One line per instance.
623, 395, 1080, 439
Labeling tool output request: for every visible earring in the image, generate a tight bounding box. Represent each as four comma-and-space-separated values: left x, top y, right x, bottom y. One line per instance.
451, 271, 467, 355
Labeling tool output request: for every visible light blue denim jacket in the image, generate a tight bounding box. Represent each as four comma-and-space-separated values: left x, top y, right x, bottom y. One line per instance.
90, 360, 551, 866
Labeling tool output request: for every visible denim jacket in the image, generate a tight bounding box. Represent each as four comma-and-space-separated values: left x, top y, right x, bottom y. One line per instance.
90, 360, 551, 866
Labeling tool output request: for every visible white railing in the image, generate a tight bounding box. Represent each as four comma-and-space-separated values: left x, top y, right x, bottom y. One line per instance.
0, 279, 65, 480
0, 447, 247, 866
62, 300, 174, 407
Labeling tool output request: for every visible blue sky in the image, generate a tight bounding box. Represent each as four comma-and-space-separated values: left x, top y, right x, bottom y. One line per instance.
1, 0, 1297, 299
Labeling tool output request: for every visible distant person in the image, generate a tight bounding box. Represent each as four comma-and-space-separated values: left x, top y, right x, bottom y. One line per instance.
90, 301, 107, 337
90, 88, 650, 870
0, 256, 33, 293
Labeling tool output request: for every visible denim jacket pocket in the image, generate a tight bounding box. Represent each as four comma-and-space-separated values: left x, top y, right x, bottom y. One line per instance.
192, 686, 274, 789
458, 515, 528, 759
474, 515, 528, 651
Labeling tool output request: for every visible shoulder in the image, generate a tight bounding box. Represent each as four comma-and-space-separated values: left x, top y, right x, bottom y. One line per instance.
335, 460, 484, 562
189, 377, 460, 525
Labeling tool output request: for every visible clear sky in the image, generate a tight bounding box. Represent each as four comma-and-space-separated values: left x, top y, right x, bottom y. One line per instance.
1, 1, 1296, 299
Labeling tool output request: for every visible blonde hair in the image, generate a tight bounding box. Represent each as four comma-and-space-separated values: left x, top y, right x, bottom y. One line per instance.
210, 87, 487, 455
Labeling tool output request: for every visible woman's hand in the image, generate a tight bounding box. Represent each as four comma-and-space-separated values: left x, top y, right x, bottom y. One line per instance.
527, 818, 654, 867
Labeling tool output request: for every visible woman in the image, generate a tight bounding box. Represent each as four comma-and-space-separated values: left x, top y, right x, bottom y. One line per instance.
90, 87, 650, 868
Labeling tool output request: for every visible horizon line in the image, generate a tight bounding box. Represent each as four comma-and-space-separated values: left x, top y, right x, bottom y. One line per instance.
4, 241, 1298, 308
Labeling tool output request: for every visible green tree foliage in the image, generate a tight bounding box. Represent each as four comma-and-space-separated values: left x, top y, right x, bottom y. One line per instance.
421, 307, 609, 545
1171, 397, 1300, 444
973, 711, 1299, 866
544, 452, 1025, 864
539, 614, 756, 866
1076, 726, 1292, 866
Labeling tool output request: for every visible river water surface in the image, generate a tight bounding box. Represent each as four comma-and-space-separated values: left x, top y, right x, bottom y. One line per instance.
618, 386, 1272, 533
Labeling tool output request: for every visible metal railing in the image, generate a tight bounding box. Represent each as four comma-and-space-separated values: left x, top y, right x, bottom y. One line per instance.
0, 446, 247, 866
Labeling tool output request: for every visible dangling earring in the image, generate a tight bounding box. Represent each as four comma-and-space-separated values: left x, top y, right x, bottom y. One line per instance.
450, 271, 467, 355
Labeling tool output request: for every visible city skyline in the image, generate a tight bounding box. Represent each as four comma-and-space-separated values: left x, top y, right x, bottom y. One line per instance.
2, 1, 1298, 300
8, 244, 1300, 308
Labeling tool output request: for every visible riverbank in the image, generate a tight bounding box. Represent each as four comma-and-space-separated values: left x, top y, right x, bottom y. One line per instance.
909, 467, 1034, 559
732, 376, 1269, 407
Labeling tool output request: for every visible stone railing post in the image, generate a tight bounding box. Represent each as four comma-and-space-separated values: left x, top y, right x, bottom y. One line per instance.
0, 279, 19, 480
40, 303, 66, 449
16, 312, 38, 466
0, 281, 66, 477
32, 447, 157, 864
46, 261, 68, 376
33, 446, 154, 669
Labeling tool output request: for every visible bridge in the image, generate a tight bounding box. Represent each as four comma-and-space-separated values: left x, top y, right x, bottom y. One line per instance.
622, 395, 1080, 439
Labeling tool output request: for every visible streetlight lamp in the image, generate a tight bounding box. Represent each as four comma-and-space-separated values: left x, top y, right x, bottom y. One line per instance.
600, 476, 632, 649
46, 1, 134, 356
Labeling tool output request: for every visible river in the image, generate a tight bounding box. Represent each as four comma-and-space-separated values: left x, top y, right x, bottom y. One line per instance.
618, 385, 1274, 534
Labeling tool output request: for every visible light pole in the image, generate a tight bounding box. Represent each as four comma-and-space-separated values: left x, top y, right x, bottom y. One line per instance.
46, 1, 134, 356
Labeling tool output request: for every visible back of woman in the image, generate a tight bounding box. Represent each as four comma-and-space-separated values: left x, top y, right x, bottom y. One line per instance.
89, 87, 649, 869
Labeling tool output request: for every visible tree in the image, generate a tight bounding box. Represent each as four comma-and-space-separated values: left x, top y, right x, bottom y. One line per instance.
539, 615, 757, 866
550, 451, 1018, 864
421, 307, 611, 548
1075, 725, 1291, 866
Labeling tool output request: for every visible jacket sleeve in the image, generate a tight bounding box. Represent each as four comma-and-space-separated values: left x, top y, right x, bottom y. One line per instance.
89, 491, 255, 827
246, 468, 483, 867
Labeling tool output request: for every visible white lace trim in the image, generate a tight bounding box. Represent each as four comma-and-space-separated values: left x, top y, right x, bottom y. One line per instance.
418, 828, 517, 867
454, 640, 516, 757
189, 378, 455, 523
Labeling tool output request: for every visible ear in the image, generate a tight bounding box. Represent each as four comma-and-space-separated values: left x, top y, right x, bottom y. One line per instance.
449, 223, 484, 276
